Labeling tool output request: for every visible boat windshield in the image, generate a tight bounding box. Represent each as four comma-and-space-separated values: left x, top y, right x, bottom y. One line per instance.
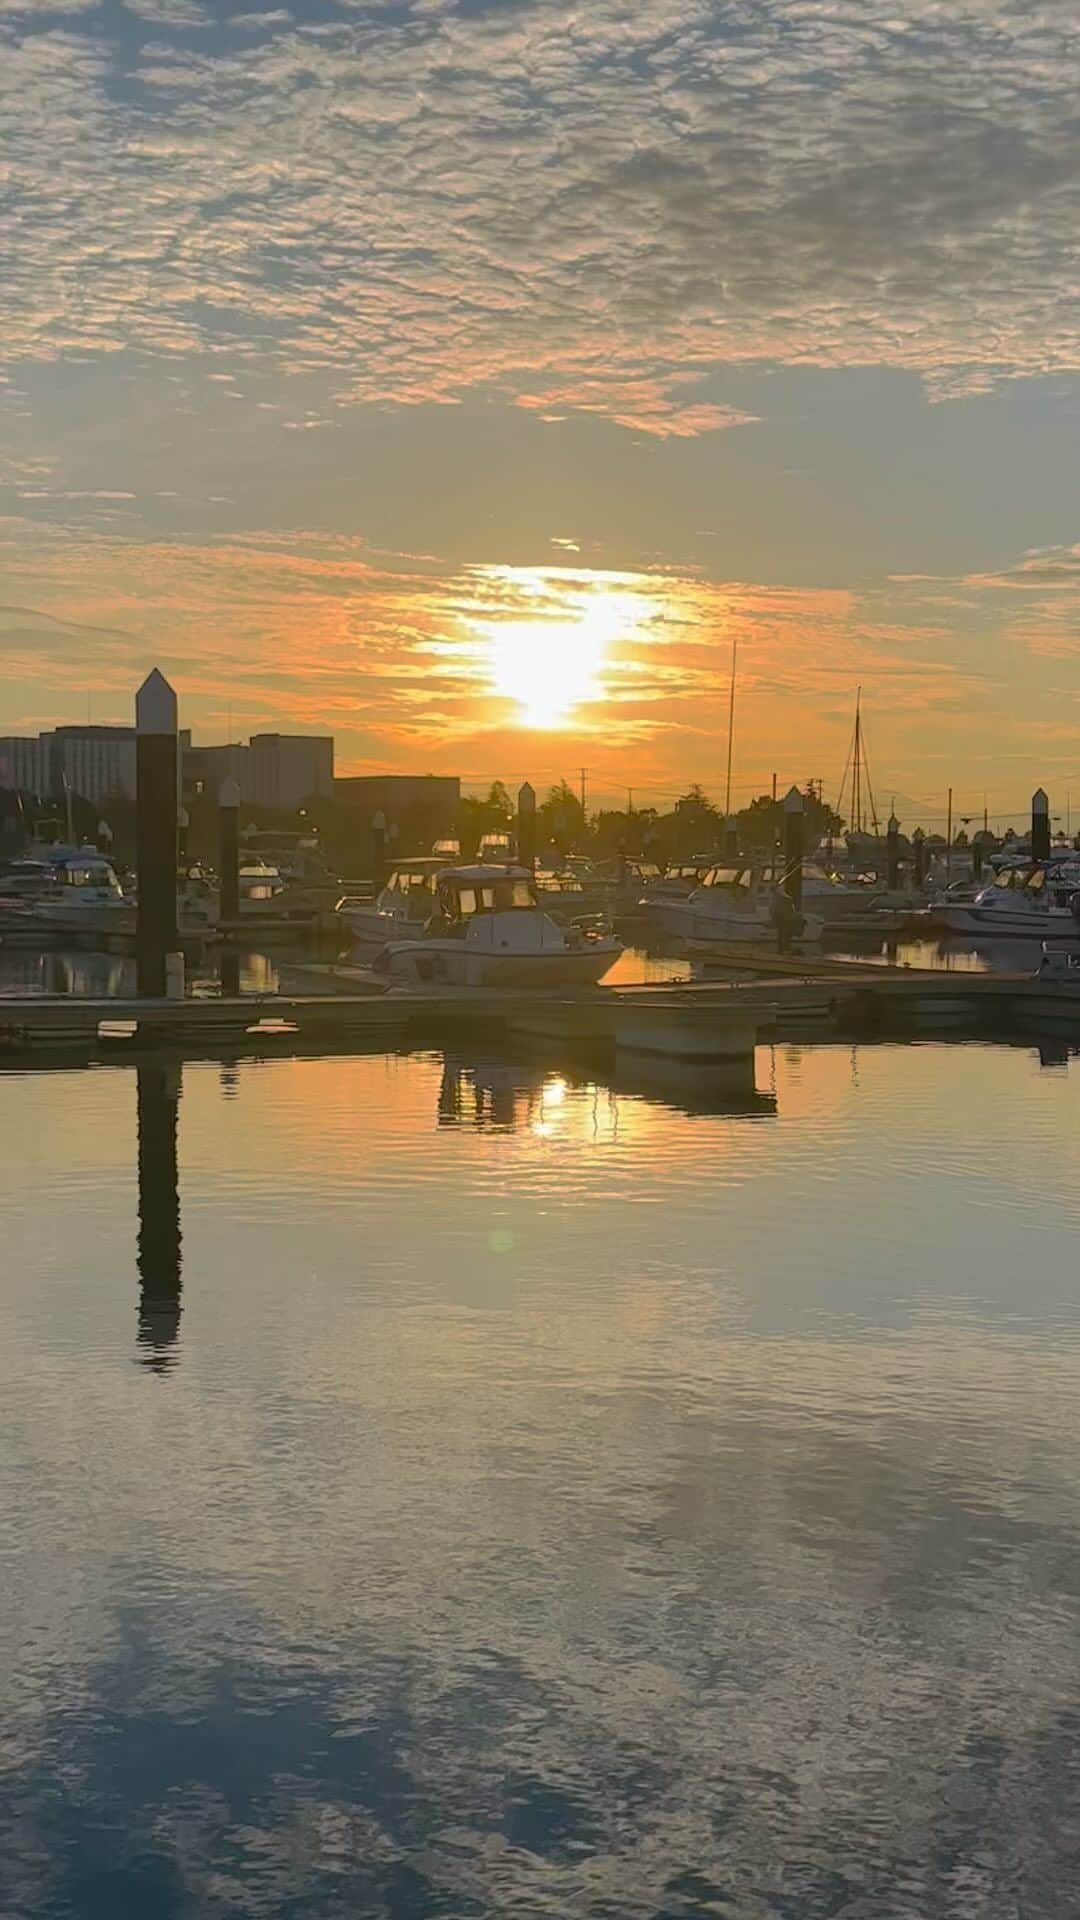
387, 867, 438, 893
701, 866, 753, 889
445, 877, 537, 916
61, 862, 121, 892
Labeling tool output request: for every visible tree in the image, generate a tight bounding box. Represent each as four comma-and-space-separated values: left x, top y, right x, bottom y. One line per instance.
736, 786, 843, 855
538, 779, 584, 853
456, 781, 514, 856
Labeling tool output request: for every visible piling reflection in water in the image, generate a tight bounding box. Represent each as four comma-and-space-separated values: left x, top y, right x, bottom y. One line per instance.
135, 1062, 182, 1370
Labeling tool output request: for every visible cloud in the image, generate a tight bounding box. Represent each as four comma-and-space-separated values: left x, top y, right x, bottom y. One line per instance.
1, 2, 1078, 432
0, 516, 1026, 803
122, 0, 209, 23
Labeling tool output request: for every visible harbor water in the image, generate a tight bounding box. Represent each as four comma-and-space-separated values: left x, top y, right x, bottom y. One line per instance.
2, 1039, 1080, 1916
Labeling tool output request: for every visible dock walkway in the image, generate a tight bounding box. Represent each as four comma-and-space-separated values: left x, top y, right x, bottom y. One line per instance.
1, 959, 1078, 1064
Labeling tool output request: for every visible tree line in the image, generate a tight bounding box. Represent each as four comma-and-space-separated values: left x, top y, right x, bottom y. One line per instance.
459, 779, 844, 862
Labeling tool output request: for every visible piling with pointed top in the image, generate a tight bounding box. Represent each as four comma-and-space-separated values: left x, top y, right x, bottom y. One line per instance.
371, 809, 387, 888
517, 781, 537, 872
912, 827, 927, 888
136, 670, 179, 997
218, 777, 240, 925
783, 785, 804, 909
886, 812, 900, 890
1032, 787, 1050, 862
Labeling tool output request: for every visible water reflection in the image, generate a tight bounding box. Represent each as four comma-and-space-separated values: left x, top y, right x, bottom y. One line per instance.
3, 1044, 1080, 1916
135, 1064, 182, 1370
438, 1047, 776, 1130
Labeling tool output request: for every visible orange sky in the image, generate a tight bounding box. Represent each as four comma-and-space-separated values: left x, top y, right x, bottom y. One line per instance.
2, 0, 1079, 830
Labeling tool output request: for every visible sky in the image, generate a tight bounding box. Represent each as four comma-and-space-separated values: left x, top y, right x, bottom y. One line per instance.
1, 0, 1079, 826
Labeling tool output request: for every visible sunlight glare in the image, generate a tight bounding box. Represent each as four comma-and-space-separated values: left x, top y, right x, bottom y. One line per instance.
488, 591, 626, 728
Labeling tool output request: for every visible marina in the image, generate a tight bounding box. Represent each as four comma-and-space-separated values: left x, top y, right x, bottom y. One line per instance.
8, 1, 1080, 1905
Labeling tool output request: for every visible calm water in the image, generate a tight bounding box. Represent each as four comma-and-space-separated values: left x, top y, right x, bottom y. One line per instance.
3, 1041, 1080, 1918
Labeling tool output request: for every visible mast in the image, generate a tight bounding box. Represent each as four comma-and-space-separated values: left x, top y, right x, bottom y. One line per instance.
853, 688, 862, 836
837, 687, 880, 843
724, 630, 738, 819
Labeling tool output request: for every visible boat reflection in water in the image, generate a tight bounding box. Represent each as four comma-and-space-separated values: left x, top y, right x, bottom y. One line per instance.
437, 1046, 776, 1131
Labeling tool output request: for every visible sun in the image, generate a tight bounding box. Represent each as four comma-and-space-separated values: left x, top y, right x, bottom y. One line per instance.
487, 592, 623, 728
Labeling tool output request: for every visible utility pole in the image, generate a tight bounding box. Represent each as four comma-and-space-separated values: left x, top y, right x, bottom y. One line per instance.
626, 787, 633, 816
946, 786, 953, 885
579, 766, 587, 822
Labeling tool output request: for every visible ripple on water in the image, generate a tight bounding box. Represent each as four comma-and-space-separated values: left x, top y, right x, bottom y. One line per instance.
1, 1040, 1080, 1915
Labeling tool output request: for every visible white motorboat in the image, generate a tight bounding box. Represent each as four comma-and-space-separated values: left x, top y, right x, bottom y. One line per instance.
640, 863, 825, 947
929, 860, 1080, 939
341, 856, 446, 945
0, 848, 135, 937
374, 864, 621, 988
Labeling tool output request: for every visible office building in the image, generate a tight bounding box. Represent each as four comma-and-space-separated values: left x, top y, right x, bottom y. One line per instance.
183, 734, 334, 812
0, 736, 48, 798
334, 774, 460, 848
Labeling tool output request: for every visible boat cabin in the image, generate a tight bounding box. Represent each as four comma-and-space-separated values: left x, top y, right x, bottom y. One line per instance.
434, 865, 538, 924
377, 857, 446, 919
980, 861, 1080, 910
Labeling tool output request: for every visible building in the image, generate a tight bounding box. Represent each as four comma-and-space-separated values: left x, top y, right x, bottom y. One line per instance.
333, 774, 460, 853
182, 742, 249, 805
0, 736, 48, 798
248, 734, 334, 810
182, 734, 334, 812
48, 726, 138, 807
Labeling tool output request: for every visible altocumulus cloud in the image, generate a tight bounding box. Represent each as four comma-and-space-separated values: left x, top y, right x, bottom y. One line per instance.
0, 0, 1078, 432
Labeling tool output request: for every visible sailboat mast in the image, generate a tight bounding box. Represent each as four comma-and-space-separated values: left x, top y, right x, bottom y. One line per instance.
853, 687, 863, 836
724, 630, 738, 819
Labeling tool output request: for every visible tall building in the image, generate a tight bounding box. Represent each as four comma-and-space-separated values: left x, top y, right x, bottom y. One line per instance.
182, 734, 334, 811
48, 726, 138, 807
248, 734, 334, 809
0, 736, 48, 798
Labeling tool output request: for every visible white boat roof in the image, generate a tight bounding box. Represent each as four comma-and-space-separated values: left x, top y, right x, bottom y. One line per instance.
440, 863, 533, 884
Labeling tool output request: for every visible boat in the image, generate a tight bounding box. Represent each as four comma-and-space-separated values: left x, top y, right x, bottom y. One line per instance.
477, 830, 515, 863
924, 859, 1080, 939
373, 864, 622, 988
340, 855, 447, 945
0, 847, 135, 937
640, 863, 825, 947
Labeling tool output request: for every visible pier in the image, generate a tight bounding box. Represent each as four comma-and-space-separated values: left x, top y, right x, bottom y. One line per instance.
2, 959, 1078, 1067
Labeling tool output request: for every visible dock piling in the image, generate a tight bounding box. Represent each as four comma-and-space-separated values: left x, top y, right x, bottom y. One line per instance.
886, 812, 900, 889
517, 782, 537, 871
136, 670, 180, 998
783, 786, 804, 909
219, 777, 241, 924
1032, 788, 1051, 862
371, 810, 387, 889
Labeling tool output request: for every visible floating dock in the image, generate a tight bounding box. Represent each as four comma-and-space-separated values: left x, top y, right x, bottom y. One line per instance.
1, 960, 1079, 1068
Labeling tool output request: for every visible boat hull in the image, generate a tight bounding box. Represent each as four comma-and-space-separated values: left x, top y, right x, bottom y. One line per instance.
937, 905, 1080, 940
384, 942, 621, 989
644, 900, 824, 946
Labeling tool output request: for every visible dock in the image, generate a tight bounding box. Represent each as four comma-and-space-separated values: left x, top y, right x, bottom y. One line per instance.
1, 959, 1079, 1068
